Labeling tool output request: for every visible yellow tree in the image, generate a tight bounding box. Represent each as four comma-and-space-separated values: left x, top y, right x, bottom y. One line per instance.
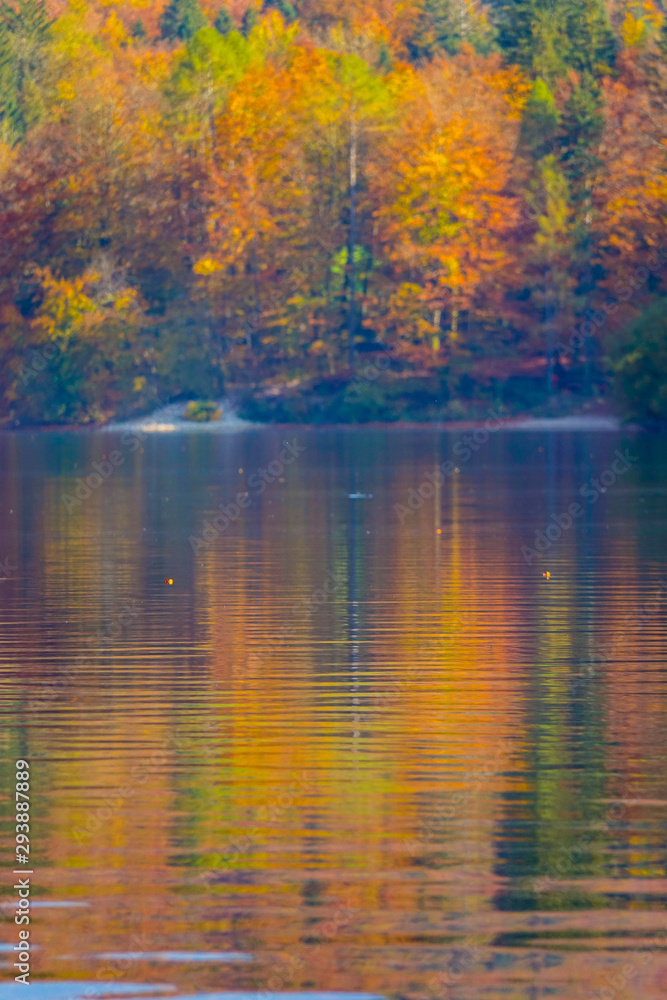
194, 27, 399, 373
369, 47, 528, 362
192, 22, 312, 366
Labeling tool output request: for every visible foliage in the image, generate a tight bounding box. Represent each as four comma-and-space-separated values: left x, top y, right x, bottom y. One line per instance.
0, 0, 664, 425
0, 0, 52, 143
493, 0, 616, 80
213, 6, 233, 35
160, 0, 207, 42
612, 298, 667, 422
6, 266, 149, 424
182, 399, 223, 421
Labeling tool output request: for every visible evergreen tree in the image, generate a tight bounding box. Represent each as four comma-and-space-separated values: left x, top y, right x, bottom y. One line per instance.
131, 19, 146, 41
262, 0, 297, 22
407, 0, 460, 60
160, 0, 207, 43
213, 6, 233, 35
492, 0, 615, 80
493, 0, 542, 70
519, 77, 560, 160
557, 77, 604, 206
241, 6, 259, 36
561, 0, 615, 78
0, 0, 52, 143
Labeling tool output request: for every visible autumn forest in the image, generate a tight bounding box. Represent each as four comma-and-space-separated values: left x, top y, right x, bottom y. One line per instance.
0, 0, 665, 425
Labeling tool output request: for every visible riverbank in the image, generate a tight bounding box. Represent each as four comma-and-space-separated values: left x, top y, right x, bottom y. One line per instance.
0, 370, 651, 433
2, 397, 645, 434
9, 402, 636, 435
232, 368, 627, 427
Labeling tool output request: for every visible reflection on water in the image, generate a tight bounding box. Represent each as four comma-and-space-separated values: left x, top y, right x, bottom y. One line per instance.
1, 427, 667, 999
0, 985, 176, 999
97, 954, 253, 964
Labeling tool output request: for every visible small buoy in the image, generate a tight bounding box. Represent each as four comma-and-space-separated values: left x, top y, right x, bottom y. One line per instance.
436, 528, 442, 535
165, 578, 174, 585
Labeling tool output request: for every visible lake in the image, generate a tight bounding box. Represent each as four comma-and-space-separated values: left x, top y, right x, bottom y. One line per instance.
1, 424, 667, 1000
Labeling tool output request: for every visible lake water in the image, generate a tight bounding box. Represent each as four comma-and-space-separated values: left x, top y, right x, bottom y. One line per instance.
1, 425, 667, 1000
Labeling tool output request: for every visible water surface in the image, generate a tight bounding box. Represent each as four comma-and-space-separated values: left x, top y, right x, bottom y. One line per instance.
1, 426, 667, 999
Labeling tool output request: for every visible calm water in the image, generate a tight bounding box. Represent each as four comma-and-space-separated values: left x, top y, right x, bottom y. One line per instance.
1, 425, 667, 1000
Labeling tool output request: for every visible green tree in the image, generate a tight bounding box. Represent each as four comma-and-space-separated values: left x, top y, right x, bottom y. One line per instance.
213, 6, 233, 35
519, 77, 559, 160
407, 0, 460, 59
160, 0, 207, 43
557, 76, 604, 213
493, 0, 615, 80
131, 19, 146, 41
525, 155, 575, 392
555, 77, 606, 396
166, 25, 259, 154
242, 6, 259, 36
0, 0, 52, 143
263, 0, 297, 23
493, 0, 545, 69
612, 298, 667, 422
560, 0, 615, 78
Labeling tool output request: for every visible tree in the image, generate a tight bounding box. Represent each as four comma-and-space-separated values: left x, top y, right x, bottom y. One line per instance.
131, 20, 147, 41
492, 0, 615, 80
165, 26, 259, 158
612, 298, 667, 422
8, 265, 149, 425
407, 0, 493, 60
213, 6, 233, 35
192, 48, 309, 365
370, 50, 526, 359
525, 155, 576, 392
594, 48, 667, 293
326, 51, 396, 356
263, 0, 298, 23
560, 0, 615, 78
519, 77, 559, 160
242, 6, 260, 36
160, 0, 207, 43
0, 0, 52, 143
558, 78, 604, 203
407, 0, 460, 59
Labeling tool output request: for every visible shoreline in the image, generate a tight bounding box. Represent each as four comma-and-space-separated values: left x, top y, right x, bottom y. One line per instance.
0, 410, 648, 435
